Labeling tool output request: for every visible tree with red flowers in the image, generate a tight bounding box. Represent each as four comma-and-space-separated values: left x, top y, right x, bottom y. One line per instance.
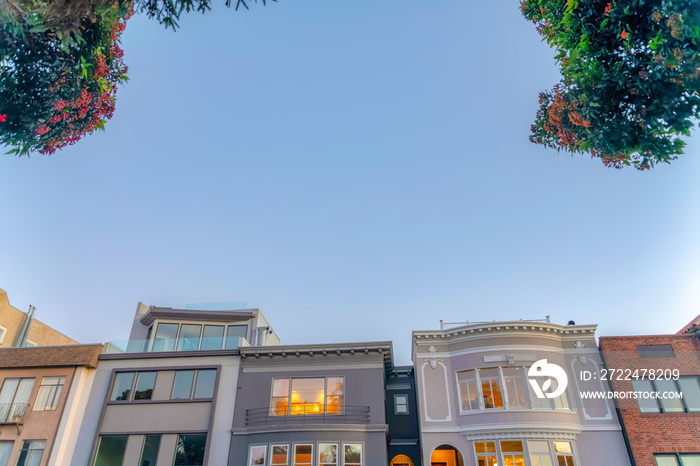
522, 0, 700, 169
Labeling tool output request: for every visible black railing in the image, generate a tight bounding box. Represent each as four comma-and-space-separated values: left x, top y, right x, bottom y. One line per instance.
245, 405, 370, 427
0, 403, 28, 424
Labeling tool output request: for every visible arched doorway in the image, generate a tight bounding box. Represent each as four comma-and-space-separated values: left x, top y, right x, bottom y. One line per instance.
431, 444, 464, 466
391, 454, 415, 466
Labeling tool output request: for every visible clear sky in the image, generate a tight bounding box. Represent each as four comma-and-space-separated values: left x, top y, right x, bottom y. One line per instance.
1, 0, 699, 365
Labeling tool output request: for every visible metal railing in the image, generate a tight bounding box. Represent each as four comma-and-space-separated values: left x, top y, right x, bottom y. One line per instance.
0, 403, 27, 424
245, 405, 370, 427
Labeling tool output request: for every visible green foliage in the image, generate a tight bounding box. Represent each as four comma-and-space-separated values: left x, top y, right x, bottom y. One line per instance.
1, 0, 131, 155
136, 0, 275, 30
522, 0, 700, 169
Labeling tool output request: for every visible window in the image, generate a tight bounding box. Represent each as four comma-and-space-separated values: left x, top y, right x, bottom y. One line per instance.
270, 445, 289, 466
173, 433, 207, 466
318, 443, 338, 465
16, 440, 45, 466
500, 441, 524, 466
172, 370, 216, 400
343, 444, 362, 466
503, 367, 529, 408
480, 368, 504, 409
152, 322, 246, 352
638, 345, 675, 358
33, 376, 65, 411
632, 376, 700, 413
529, 441, 553, 466
0, 326, 6, 345
270, 377, 344, 415
394, 394, 408, 414
249, 445, 267, 465
110, 372, 157, 402
293, 444, 313, 466
655, 454, 700, 466
139, 435, 160, 466
94, 436, 127, 466
24, 340, 37, 348
0, 378, 35, 422
554, 441, 576, 466
474, 442, 497, 466
0, 441, 12, 466
457, 370, 479, 411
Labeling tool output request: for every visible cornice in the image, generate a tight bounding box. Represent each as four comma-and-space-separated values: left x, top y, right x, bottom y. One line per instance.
414, 322, 597, 342
239, 342, 393, 366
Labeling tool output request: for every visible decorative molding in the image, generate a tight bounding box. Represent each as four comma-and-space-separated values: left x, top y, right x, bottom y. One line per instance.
420, 360, 452, 422
483, 353, 538, 364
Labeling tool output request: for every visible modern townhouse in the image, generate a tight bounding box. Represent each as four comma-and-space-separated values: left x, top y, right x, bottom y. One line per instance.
412, 318, 631, 466
70, 303, 279, 466
229, 341, 394, 466
599, 314, 700, 466
0, 344, 103, 466
385, 366, 422, 466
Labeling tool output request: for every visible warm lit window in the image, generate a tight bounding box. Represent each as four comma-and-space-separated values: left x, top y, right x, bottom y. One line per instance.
270, 445, 289, 466
318, 443, 338, 465
110, 372, 157, 402
270, 377, 344, 415
480, 368, 504, 409
528, 440, 553, 466
249, 445, 267, 465
343, 444, 362, 466
554, 441, 576, 466
33, 376, 65, 411
474, 441, 497, 466
293, 444, 313, 466
500, 441, 524, 466
394, 394, 408, 414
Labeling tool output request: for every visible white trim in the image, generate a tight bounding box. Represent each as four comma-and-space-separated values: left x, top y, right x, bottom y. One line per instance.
570, 356, 612, 420
415, 345, 600, 360
292, 443, 314, 466
25, 339, 37, 347
341, 441, 363, 466
269, 443, 290, 466
318, 442, 339, 466
248, 444, 268, 466
231, 424, 388, 435
420, 360, 452, 422
0, 325, 7, 344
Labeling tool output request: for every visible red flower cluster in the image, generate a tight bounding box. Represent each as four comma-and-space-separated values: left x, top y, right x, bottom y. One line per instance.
0, 114, 6, 122
604, 3, 612, 15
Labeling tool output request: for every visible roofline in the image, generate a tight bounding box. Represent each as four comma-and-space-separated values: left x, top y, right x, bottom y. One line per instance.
240, 341, 394, 369
412, 320, 598, 338
140, 307, 257, 325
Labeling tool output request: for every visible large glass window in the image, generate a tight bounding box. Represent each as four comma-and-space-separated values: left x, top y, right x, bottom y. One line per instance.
457, 369, 479, 411
110, 373, 134, 401
270, 445, 289, 466
139, 435, 160, 466
0, 378, 35, 422
249, 445, 267, 465
152, 323, 178, 352
93, 436, 127, 466
173, 433, 207, 466
459, 367, 547, 411
225, 325, 248, 349
270, 377, 344, 415
677, 377, 700, 412
656, 379, 684, 412
171, 371, 196, 400
318, 443, 338, 465
33, 376, 65, 411
134, 372, 157, 400
632, 376, 699, 413
293, 444, 313, 466
344, 444, 362, 466
176, 324, 202, 351
194, 370, 217, 399
475, 441, 497, 466
201, 325, 225, 351
529, 441, 553, 466
0, 441, 13, 466
503, 367, 529, 408
480, 368, 504, 409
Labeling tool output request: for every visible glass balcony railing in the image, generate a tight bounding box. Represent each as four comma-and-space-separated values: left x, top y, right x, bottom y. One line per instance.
104, 337, 250, 354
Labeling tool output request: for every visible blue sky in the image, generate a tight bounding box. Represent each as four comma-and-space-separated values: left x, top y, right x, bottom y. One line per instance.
1, 0, 699, 364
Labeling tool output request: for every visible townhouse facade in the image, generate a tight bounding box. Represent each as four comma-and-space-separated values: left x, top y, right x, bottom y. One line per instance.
0, 344, 103, 466
230, 341, 394, 466
412, 319, 631, 466
599, 313, 700, 466
69, 303, 279, 466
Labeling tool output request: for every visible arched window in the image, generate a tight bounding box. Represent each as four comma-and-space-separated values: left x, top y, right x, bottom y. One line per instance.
430, 444, 464, 466
390, 454, 414, 466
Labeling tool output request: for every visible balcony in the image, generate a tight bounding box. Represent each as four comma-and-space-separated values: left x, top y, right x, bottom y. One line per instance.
104, 337, 250, 354
245, 406, 371, 427
0, 403, 27, 424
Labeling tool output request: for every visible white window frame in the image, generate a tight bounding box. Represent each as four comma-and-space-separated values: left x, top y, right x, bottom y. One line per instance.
269, 443, 290, 466
248, 444, 268, 465
342, 442, 363, 466
318, 443, 339, 466
24, 340, 37, 347
292, 443, 314, 466
270, 376, 345, 416
0, 325, 7, 345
